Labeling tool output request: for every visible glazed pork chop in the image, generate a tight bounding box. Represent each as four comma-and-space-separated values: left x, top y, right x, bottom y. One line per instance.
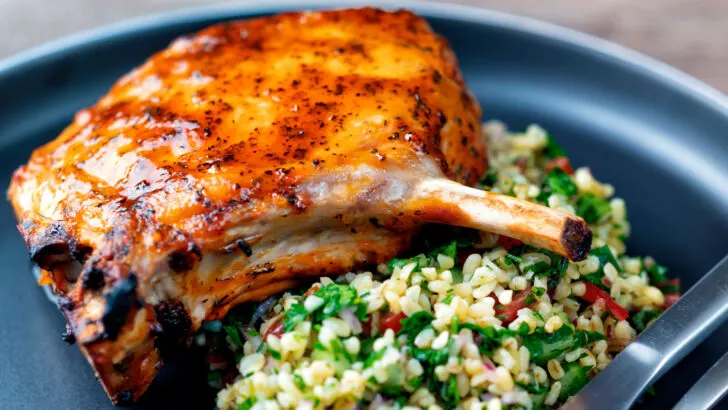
8, 8, 591, 405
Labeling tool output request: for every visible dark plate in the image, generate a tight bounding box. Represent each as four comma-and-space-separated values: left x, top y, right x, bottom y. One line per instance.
1, 1, 727, 409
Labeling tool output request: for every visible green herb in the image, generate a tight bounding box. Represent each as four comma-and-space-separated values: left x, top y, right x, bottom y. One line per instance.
451, 316, 459, 335
544, 134, 567, 159
576, 193, 611, 224
430, 241, 458, 260
505, 254, 524, 265
522, 326, 574, 365
387, 253, 431, 273
660, 281, 681, 294
237, 398, 256, 410
223, 324, 243, 348
293, 374, 306, 390
442, 294, 454, 305
480, 169, 499, 187
409, 375, 425, 389
283, 304, 309, 332
450, 267, 464, 284
245, 329, 260, 337
316, 284, 368, 320
645, 261, 668, 284
582, 246, 621, 289
522, 325, 604, 365
524, 261, 551, 276
457, 322, 528, 355
631, 309, 663, 332
283, 284, 370, 332
575, 329, 606, 346
543, 168, 578, 197
532, 287, 547, 298
410, 338, 453, 368
330, 338, 353, 362
391, 394, 408, 407
516, 381, 548, 399
559, 362, 590, 401
363, 348, 386, 368
398, 311, 434, 344
268, 349, 281, 360
440, 375, 460, 407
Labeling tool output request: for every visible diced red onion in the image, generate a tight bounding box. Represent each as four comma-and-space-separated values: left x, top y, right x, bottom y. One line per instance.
339, 308, 363, 334
368, 395, 386, 409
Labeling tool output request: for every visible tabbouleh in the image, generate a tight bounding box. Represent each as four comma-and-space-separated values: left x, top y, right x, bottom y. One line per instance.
196, 122, 679, 410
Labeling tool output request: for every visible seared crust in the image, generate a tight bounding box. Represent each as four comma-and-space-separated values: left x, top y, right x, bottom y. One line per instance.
7, 8, 486, 404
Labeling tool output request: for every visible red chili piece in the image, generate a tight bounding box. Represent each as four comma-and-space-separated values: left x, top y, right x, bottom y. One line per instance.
494, 285, 532, 324
380, 311, 407, 333
580, 282, 629, 321
545, 157, 574, 175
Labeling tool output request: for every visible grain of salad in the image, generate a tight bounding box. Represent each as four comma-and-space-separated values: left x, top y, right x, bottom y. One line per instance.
196, 122, 680, 410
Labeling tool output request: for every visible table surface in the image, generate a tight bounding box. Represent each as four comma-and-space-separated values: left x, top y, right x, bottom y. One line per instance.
1, 0, 727, 93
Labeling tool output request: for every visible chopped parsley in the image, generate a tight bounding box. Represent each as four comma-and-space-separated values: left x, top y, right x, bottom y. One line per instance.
576, 193, 612, 224
582, 246, 622, 289
222, 324, 244, 348
480, 169, 499, 188
293, 374, 306, 390
398, 311, 434, 344
283, 304, 309, 332
456, 322, 529, 355
283, 284, 367, 331
522, 325, 605, 365
559, 362, 590, 401
631, 309, 663, 332
644, 261, 668, 285
544, 134, 567, 159
440, 375, 460, 407
237, 398, 256, 410
504, 253, 524, 265
543, 168, 578, 197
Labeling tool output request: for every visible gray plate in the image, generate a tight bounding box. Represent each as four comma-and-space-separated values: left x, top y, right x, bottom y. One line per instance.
1, 1, 727, 408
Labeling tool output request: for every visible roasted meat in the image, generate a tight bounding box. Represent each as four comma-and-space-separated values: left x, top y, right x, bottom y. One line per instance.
7, 8, 591, 405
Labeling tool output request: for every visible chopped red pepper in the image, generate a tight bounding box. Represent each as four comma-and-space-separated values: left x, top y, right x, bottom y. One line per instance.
663, 294, 680, 309
580, 282, 629, 321
380, 312, 407, 333
497, 235, 523, 252
263, 314, 285, 340
656, 278, 681, 292
304, 285, 320, 297
545, 157, 574, 175
494, 285, 532, 324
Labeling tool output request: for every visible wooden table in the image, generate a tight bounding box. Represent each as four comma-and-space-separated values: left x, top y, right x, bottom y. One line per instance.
1, 0, 726, 93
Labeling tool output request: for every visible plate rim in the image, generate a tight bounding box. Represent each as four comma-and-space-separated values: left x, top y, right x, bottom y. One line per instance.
0, 0, 727, 114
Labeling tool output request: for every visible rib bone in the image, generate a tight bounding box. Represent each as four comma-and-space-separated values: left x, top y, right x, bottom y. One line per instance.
410, 178, 591, 261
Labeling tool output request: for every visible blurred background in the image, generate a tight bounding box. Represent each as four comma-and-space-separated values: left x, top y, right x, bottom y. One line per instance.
1, 0, 726, 93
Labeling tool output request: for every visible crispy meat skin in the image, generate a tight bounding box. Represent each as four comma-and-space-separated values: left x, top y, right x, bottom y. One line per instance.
8, 8, 488, 404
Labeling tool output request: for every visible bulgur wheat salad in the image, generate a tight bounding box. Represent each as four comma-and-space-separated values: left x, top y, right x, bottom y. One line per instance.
195, 122, 680, 410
